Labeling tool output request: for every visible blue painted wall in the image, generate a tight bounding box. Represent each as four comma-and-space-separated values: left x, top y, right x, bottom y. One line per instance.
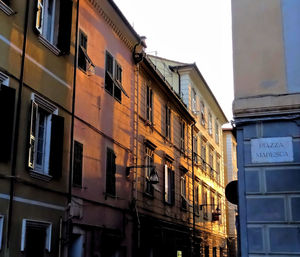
237, 119, 300, 256
281, 0, 300, 93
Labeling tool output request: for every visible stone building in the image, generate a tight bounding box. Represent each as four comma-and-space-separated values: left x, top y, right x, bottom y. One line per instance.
232, 0, 300, 255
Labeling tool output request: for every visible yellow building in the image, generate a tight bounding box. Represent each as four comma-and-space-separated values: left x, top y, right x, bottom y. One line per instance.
0, 0, 76, 256
149, 55, 228, 257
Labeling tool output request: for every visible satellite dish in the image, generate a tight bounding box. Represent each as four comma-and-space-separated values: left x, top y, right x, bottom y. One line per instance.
225, 180, 238, 205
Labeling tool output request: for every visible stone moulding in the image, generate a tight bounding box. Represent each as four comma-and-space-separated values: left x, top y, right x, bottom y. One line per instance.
88, 0, 134, 51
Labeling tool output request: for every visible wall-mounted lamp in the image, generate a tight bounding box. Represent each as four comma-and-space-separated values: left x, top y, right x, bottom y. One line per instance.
126, 165, 159, 184
199, 204, 221, 222
132, 36, 147, 64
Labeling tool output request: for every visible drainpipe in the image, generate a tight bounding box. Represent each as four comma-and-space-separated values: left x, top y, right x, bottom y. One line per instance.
6, 0, 30, 248
68, 0, 80, 204
191, 122, 196, 257
176, 68, 181, 98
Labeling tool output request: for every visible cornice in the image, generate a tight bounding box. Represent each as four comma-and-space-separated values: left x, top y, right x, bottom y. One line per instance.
88, 0, 134, 50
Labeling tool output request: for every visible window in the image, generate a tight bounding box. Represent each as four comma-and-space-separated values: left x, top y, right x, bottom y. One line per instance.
0, 83, 15, 162
165, 105, 171, 139
164, 162, 175, 205
220, 248, 224, 257
211, 191, 215, 216
106, 148, 116, 196
201, 101, 205, 127
216, 157, 220, 183
28, 95, 64, 180
78, 30, 88, 71
213, 247, 217, 257
208, 112, 212, 135
73, 141, 83, 187
215, 121, 219, 144
146, 85, 153, 123
21, 219, 52, 256
181, 175, 187, 210
194, 183, 200, 215
204, 246, 209, 257
202, 186, 208, 219
180, 120, 185, 152
209, 149, 214, 178
191, 88, 196, 112
201, 141, 206, 171
105, 51, 126, 102
193, 135, 198, 164
0, 215, 3, 250
34, 0, 73, 54
145, 146, 154, 195
217, 195, 222, 224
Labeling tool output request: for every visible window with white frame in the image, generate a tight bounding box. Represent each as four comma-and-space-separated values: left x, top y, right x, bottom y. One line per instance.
146, 85, 153, 123
164, 162, 174, 205
145, 146, 154, 195
105, 51, 127, 102
28, 94, 64, 179
208, 112, 212, 135
21, 219, 52, 256
34, 0, 73, 54
0, 215, 3, 250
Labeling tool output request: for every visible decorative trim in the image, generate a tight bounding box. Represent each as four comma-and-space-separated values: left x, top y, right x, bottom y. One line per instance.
38, 35, 61, 56
179, 165, 188, 173
0, 1, 15, 16
88, 0, 134, 50
0, 71, 9, 86
31, 93, 58, 114
144, 139, 157, 150
29, 171, 53, 182
165, 153, 174, 163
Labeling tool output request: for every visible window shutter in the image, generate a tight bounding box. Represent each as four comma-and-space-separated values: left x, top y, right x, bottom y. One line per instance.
49, 114, 64, 179
57, 0, 73, 54
28, 100, 38, 169
106, 149, 116, 196
0, 86, 15, 162
170, 169, 175, 204
73, 141, 83, 186
35, 0, 44, 34
164, 164, 168, 202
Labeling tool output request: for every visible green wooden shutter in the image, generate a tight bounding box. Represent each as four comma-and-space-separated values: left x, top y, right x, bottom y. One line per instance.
57, 0, 73, 54
0, 85, 15, 162
49, 114, 64, 179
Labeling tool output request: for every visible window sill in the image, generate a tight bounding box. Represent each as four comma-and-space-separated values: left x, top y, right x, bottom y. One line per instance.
38, 35, 61, 56
29, 171, 52, 182
104, 192, 119, 200
0, 1, 15, 16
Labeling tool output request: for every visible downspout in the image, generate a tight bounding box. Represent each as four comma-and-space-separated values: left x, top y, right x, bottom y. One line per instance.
68, 0, 80, 204
6, 0, 30, 248
176, 68, 181, 97
191, 122, 196, 257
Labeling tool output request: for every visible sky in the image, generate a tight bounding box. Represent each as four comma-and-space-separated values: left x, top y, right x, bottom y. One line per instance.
114, 0, 234, 122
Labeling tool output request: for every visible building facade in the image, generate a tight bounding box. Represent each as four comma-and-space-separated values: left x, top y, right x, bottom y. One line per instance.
149, 56, 228, 257
0, 0, 76, 256
68, 0, 143, 256
222, 128, 237, 257
232, 0, 300, 256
